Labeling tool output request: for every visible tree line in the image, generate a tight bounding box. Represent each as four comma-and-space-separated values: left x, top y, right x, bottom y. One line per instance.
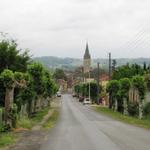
74, 62, 150, 119
74, 82, 102, 103
0, 38, 58, 130
107, 62, 150, 119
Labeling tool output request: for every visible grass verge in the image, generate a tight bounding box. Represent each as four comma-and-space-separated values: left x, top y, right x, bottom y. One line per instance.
18, 107, 50, 129
93, 106, 150, 129
43, 109, 59, 129
0, 133, 16, 148
0, 107, 52, 148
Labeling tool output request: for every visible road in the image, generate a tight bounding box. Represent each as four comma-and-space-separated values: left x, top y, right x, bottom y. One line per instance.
40, 94, 150, 150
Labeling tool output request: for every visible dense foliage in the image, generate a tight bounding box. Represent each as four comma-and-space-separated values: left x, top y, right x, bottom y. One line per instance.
0, 38, 57, 129
53, 68, 67, 81
74, 82, 101, 103
106, 75, 147, 118
143, 102, 150, 117
106, 80, 120, 109
112, 64, 144, 80
0, 40, 30, 73
132, 75, 146, 100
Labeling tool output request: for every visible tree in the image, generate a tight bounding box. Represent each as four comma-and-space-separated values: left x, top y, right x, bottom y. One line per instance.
143, 62, 147, 71
27, 63, 46, 111
74, 84, 80, 97
53, 68, 67, 81
43, 69, 58, 106
0, 69, 26, 127
120, 78, 131, 115
106, 80, 120, 109
132, 75, 146, 119
89, 82, 101, 103
0, 39, 30, 73
112, 63, 144, 80
15, 73, 35, 117
112, 59, 117, 73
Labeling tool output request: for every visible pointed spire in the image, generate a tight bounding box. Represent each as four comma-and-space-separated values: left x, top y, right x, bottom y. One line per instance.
84, 42, 91, 59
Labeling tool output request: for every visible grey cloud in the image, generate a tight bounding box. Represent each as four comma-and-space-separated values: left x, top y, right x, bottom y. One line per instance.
0, 0, 150, 58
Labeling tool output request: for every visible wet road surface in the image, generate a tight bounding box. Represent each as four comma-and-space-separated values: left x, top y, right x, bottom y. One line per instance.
40, 94, 150, 150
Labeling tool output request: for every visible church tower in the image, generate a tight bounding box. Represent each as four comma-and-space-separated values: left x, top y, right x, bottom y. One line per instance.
83, 42, 91, 73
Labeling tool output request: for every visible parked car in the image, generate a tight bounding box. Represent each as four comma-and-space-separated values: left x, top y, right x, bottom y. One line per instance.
79, 96, 84, 102
83, 98, 91, 105
56, 91, 61, 97
72, 93, 76, 97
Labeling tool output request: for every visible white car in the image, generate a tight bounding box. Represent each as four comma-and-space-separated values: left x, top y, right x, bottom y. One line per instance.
56, 91, 61, 97
83, 98, 91, 105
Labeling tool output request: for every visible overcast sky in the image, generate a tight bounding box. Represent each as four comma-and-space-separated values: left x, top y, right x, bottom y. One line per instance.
0, 0, 150, 58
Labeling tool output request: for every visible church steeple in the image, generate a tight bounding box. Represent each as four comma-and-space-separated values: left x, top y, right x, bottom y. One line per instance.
83, 42, 91, 73
84, 42, 91, 59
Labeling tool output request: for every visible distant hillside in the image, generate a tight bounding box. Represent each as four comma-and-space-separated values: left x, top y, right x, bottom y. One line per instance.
33, 56, 150, 71
33, 56, 82, 71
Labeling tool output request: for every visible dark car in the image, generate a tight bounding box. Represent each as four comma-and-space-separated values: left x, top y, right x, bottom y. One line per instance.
79, 96, 84, 102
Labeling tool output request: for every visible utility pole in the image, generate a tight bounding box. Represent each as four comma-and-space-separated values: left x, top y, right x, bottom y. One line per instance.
97, 62, 100, 104
108, 52, 112, 80
108, 52, 112, 109
88, 70, 91, 100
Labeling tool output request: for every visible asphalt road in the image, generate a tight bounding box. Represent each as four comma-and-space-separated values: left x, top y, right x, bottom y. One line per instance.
40, 94, 150, 150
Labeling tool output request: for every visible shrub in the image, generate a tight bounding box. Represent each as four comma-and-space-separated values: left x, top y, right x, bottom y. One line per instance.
128, 102, 139, 117
0, 124, 11, 132
0, 69, 15, 89
143, 102, 150, 117
0, 133, 15, 147
18, 117, 32, 129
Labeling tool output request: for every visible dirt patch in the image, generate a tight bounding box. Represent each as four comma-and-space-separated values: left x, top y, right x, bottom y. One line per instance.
8, 130, 48, 150
7, 99, 61, 150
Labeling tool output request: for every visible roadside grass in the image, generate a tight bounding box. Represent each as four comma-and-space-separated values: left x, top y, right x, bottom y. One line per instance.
0, 106, 58, 148
0, 133, 16, 148
31, 107, 50, 126
93, 106, 150, 129
17, 117, 32, 129
43, 109, 59, 129
18, 107, 51, 129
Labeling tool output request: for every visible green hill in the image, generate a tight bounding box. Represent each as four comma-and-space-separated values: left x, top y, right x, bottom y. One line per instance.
33, 56, 150, 71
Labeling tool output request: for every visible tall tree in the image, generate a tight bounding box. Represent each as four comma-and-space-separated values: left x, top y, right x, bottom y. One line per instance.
106, 80, 120, 109
27, 63, 48, 111
53, 68, 67, 81
143, 62, 147, 70
120, 78, 131, 115
0, 39, 30, 73
132, 75, 146, 119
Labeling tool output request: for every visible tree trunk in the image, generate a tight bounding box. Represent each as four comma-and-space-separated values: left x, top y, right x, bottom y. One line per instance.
27, 100, 32, 117
4, 88, 14, 124
41, 97, 45, 109
0, 108, 3, 126
123, 98, 128, 115
114, 99, 118, 112
33, 99, 37, 113
109, 94, 113, 109
139, 100, 143, 119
